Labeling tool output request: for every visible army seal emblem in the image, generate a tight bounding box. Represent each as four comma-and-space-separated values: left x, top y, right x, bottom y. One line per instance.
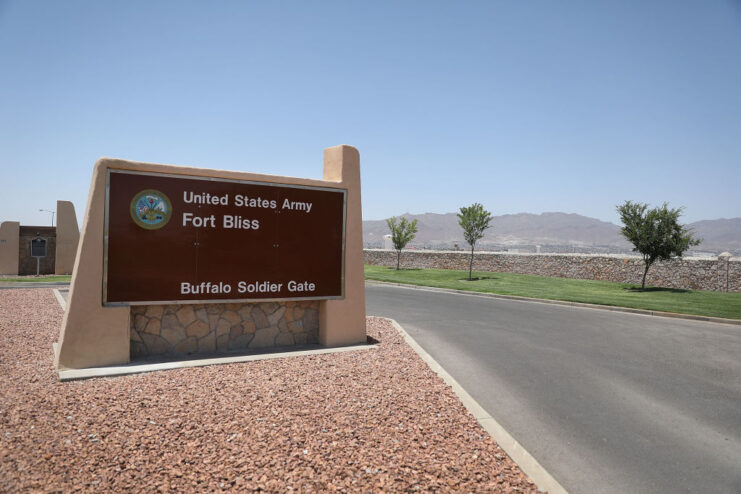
130, 189, 172, 230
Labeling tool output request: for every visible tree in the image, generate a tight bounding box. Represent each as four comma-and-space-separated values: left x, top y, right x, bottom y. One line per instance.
457, 203, 493, 281
616, 201, 701, 289
386, 216, 419, 270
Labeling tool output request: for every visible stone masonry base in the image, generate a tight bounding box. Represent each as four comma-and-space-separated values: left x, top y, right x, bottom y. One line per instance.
130, 301, 319, 360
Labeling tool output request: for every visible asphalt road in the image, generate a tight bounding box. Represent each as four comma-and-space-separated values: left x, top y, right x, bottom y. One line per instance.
366, 282, 741, 494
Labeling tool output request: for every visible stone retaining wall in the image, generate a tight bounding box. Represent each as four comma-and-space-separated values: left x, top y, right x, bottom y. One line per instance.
130, 300, 319, 359
364, 250, 741, 293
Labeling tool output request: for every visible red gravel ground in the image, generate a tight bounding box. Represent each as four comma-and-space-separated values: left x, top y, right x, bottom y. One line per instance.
0, 289, 540, 493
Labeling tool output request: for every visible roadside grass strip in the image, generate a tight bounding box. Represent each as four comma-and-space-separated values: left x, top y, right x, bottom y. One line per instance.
365, 265, 741, 320
0, 275, 72, 283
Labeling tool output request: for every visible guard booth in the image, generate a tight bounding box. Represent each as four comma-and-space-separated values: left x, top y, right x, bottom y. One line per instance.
30, 235, 47, 276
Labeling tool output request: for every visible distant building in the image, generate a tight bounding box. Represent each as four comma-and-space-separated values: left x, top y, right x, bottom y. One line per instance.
0, 201, 79, 275
383, 234, 393, 250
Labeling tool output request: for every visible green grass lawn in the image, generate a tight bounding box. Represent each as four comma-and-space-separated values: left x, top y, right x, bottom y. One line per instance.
0, 275, 72, 283
365, 264, 741, 320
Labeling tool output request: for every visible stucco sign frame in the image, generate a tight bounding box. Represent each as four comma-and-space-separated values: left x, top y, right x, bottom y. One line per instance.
55, 145, 366, 371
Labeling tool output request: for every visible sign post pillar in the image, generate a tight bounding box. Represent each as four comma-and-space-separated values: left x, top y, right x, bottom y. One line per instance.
320, 145, 366, 346
56, 161, 130, 370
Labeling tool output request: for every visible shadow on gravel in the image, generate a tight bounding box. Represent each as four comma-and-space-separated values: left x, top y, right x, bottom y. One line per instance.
625, 286, 689, 294
130, 338, 381, 366
130, 344, 326, 365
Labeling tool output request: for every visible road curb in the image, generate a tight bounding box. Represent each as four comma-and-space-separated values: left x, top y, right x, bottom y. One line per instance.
55, 343, 377, 381
387, 317, 568, 494
367, 280, 741, 327
53, 288, 67, 310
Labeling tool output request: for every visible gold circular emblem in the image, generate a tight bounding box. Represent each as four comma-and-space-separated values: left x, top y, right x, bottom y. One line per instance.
130, 189, 172, 230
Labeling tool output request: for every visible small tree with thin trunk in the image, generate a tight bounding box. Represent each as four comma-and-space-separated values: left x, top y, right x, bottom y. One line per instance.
616, 200, 701, 289
386, 216, 419, 270
457, 203, 493, 281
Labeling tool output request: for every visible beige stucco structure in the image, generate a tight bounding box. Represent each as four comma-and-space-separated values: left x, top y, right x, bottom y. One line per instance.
319, 146, 367, 347
55, 145, 367, 370
54, 201, 79, 275
0, 201, 79, 276
0, 221, 20, 275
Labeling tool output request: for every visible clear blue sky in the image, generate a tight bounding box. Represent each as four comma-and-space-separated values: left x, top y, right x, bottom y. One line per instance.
1, 1, 740, 227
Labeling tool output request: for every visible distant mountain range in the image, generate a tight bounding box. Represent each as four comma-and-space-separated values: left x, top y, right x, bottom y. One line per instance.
363, 212, 741, 255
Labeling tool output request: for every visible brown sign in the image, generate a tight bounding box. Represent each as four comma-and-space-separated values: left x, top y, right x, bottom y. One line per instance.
104, 170, 345, 305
